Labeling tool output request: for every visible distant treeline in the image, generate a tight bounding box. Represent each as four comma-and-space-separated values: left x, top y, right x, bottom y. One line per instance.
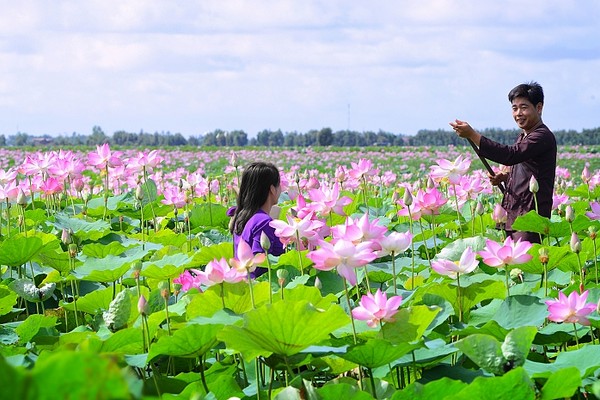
2, 125, 600, 148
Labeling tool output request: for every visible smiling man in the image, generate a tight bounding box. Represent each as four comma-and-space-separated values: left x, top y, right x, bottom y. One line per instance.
450, 82, 557, 243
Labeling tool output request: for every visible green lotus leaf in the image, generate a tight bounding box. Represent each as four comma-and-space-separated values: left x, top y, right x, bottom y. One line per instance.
518, 243, 572, 274
82, 241, 128, 258
186, 281, 271, 318
340, 339, 420, 369
456, 326, 536, 376
101, 327, 144, 354
417, 279, 505, 321
448, 367, 535, 399
62, 286, 114, 314
16, 314, 57, 344
29, 351, 132, 399
0, 285, 18, 316
74, 255, 134, 282
34, 249, 72, 275
189, 203, 229, 229
380, 305, 440, 344
54, 213, 112, 241
190, 242, 234, 267
392, 377, 468, 400
525, 344, 600, 379
435, 236, 488, 260
539, 367, 581, 400
140, 253, 194, 280
491, 295, 548, 329
218, 300, 350, 361
147, 323, 223, 361
0, 236, 44, 267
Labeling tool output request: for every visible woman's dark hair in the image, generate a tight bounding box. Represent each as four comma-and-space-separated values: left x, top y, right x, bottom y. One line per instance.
508, 81, 544, 106
231, 162, 280, 235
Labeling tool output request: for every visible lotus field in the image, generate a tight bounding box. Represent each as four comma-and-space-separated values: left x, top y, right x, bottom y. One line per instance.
2, 144, 600, 399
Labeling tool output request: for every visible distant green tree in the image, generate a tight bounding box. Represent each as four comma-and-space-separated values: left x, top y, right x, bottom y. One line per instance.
317, 127, 333, 146
87, 125, 108, 145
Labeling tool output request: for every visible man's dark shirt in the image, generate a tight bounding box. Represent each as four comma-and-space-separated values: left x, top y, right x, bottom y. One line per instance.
478, 123, 557, 231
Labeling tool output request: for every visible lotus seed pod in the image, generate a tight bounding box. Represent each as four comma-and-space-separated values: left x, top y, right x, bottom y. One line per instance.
589, 226, 597, 240
538, 247, 549, 264
277, 269, 289, 286
158, 281, 170, 299
68, 243, 78, 258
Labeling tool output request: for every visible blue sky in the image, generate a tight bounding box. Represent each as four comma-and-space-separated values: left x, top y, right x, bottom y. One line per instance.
1, 1, 598, 138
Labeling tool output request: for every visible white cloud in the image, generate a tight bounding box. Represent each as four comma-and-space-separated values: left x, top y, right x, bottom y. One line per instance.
0, 0, 598, 137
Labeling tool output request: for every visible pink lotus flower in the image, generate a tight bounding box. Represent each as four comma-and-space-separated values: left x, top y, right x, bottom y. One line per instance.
431, 247, 478, 279
39, 177, 64, 196
161, 186, 186, 208
307, 182, 352, 217
270, 212, 324, 250
348, 158, 379, 180
0, 181, 20, 201
173, 270, 202, 291
492, 204, 508, 224
129, 150, 163, 173
478, 237, 533, 268
429, 155, 471, 185
586, 201, 600, 220
307, 239, 377, 285
546, 290, 596, 326
351, 289, 403, 328
331, 213, 387, 250
414, 187, 448, 216
195, 257, 247, 286
230, 240, 266, 273
378, 231, 413, 257
0, 167, 18, 184
88, 143, 123, 168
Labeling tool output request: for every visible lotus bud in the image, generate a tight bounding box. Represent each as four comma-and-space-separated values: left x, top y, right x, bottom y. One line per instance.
570, 232, 581, 253
277, 269, 289, 287
73, 178, 85, 192
260, 231, 271, 252
582, 165, 591, 183
68, 243, 78, 258
230, 151, 239, 168
391, 191, 400, 204
61, 228, 72, 245
158, 281, 170, 299
589, 226, 597, 240
565, 205, 574, 223
475, 201, 485, 216
538, 247, 549, 264
529, 175, 539, 194
492, 204, 507, 224
16, 189, 28, 207
427, 176, 435, 189
403, 189, 413, 207
135, 184, 144, 201
137, 295, 149, 316
314, 277, 322, 290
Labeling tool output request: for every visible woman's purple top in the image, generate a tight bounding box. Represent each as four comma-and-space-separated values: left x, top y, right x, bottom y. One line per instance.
227, 207, 285, 277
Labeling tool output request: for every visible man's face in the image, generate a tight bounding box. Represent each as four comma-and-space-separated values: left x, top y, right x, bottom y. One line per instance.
511, 96, 543, 132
